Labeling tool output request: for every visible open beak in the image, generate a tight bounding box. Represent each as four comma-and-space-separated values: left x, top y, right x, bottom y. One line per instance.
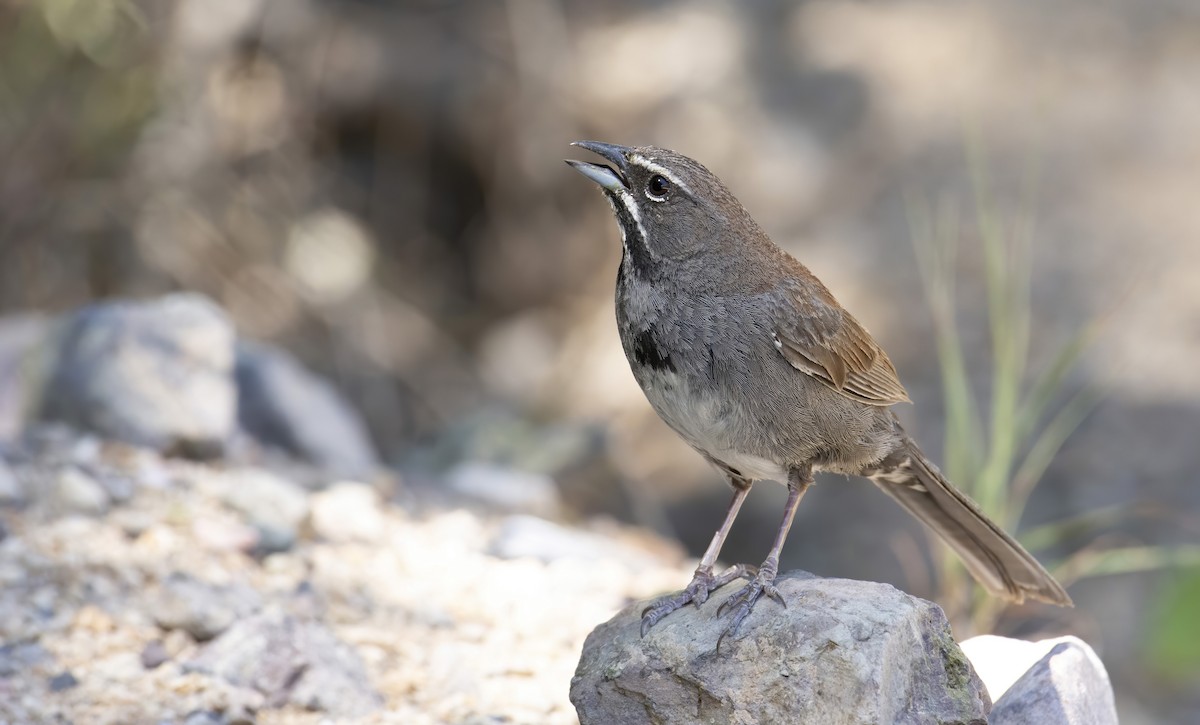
565, 140, 632, 192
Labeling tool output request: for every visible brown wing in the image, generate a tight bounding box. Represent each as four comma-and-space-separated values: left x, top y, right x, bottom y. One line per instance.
770, 279, 911, 407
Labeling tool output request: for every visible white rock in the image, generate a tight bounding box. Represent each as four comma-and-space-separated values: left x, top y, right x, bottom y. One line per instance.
446, 462, 560, 516
308, 482, 386, 543
961, 634, 1117, 725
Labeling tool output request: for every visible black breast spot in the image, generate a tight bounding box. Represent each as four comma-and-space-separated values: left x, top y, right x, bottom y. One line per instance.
632, 328, 675, 373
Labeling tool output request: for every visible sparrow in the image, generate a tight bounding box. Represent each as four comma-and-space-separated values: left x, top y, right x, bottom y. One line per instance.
565, 141, 1072, 639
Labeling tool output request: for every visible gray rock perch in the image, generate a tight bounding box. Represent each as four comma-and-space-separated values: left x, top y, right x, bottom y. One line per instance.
571, 572, 990, 725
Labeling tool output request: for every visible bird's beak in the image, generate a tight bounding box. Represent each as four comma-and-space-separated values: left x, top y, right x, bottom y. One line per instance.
565, 140, 632, 192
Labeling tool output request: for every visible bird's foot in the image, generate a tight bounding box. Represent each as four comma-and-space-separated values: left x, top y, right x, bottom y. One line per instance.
640, 563, 754, 636
716, 555, 785, 646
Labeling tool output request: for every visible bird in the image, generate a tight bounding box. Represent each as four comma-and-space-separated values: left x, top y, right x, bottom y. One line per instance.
565, 140, 1072, 639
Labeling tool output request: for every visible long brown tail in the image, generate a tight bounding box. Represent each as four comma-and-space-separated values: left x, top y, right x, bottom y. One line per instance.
864, 432, 1073, 607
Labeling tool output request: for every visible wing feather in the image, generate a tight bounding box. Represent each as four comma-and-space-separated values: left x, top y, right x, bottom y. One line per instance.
770, 279, 910, 407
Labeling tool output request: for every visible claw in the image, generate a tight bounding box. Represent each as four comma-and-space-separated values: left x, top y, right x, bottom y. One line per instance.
715, 558, 785, 643
640, 563, 754, 636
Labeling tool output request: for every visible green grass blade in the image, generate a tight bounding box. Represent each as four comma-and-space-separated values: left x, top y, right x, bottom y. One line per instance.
1053, 544, 1200, 585
1017, 504, 1141, 551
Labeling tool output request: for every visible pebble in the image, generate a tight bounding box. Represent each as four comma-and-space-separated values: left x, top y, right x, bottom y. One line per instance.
218, 469, 309, 553
141, 640, 170, 669
308, 482, 386, 543
153, 573, 261, 641
51, 467, 110, 515
49, 671, 79, 692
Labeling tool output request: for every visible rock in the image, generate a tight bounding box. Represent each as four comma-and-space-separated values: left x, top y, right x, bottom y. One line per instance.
49, 671, 79, 692
570, 572, 990, 725
489, 515, 629, 564
446, 462, 560, 516
218, 469, 309, 553
183, 711, 226, 725
153, 572, 262, 641
0, 642, 52, 677
39, 294, 235, 457
191, 516, 261, 553
140, 640, 170, 669
961, 635, 1117, 725
187, 609, 382, 717
50, 467, 110, 515
235, 342, 379, 477
308, 482, 386, 543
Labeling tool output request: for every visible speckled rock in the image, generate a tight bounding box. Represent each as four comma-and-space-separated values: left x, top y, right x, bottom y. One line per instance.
570, 571, 990, 725
39, 295, 235, 457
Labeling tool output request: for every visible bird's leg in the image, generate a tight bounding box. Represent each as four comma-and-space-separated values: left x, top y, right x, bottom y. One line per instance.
640, 479, 752, 636
718, 465, 813, 643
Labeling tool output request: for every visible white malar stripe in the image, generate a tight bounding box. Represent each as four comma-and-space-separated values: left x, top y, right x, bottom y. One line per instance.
607, 188, 651, 259
629, 154, 693, 198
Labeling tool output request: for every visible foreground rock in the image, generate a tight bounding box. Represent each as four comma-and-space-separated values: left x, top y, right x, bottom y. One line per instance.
39, 294, 235, 457
571, 571, 990, 725
961, 635, 1117, 725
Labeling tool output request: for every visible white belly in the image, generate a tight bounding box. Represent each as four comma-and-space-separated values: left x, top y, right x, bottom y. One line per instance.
640, 370, 789, 483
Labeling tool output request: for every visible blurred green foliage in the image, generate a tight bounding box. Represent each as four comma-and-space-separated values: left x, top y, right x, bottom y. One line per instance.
1145, 566, 1200, 682
908, 141, 1200, 635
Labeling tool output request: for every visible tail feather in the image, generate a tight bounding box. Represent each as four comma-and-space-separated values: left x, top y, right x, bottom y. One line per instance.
866, 435, 1072, 607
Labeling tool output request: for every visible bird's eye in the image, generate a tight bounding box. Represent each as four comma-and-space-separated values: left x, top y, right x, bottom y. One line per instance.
646, 174, 671, 200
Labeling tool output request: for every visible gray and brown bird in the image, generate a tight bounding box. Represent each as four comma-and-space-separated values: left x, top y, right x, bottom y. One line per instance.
565, 141, 1072, 638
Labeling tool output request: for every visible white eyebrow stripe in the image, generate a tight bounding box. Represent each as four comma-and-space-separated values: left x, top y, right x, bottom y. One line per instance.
629, 154, 692, 196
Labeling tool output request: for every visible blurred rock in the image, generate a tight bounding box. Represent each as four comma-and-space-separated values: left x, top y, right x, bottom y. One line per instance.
446, 462, 560, 516
0, 642, 52, 677
570, 572, 989, 725
190, 516, 261, 553
187, 608, 382, 718
217, 469, 309, 554
489, 515, 624, 564
235, 341, 379, 477
153, 572, 262, 641
140, 640, 169, 670
50, 467, 110, 515
961, 635, 1117, 725
39, 295, 235, 458
308, 482, 385, 543
49, 671, 79, 692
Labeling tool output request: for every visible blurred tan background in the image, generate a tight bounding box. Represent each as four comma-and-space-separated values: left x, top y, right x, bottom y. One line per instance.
2, 0, 1199, 721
